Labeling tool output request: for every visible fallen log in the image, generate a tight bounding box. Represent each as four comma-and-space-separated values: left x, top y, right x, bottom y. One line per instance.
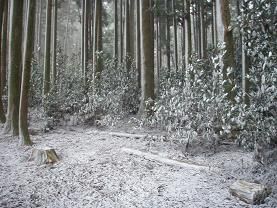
121, 147, 212, 171
229, 180, 272, 205
29, 147, 59, 165
110, 132, 147, 139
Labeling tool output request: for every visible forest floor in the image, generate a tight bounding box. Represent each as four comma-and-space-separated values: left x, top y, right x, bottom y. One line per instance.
0, 119, 276, 208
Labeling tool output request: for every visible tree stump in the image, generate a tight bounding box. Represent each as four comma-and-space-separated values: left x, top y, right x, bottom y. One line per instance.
229, 180, 272, 205
30, 148, 59, 165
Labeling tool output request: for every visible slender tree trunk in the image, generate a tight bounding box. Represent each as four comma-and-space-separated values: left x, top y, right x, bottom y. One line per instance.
220, 0, 236, 102
1, 0, 8, 92
172, 0, 178, 71
19, 0, 37, 146
129, 0, 135, 65
241, 1, 250, 106
81, 0, 84, 76
0, 0, 7, 123
93, 0, 103, 80
124, 0, 131, 70
199, 1, 206, 58
51, 0, 57, 86
37, 0, 43, 66
184, 0, 192, 69
3, 0, 24, 135
136, 0, 141, 89
43, 0, 52, 96
212, 0, 217, 47
139, 0, 155, 115
83, 0, 88, 89
165, 0, 171, 71
114, 0, 118, 61
119, 0, 123, 63
64, 0, 72, 56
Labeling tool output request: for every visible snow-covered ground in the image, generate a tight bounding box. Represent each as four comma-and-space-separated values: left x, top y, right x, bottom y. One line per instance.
0, 124, 276, 208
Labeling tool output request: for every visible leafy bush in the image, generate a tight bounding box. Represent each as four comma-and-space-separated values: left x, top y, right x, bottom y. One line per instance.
237, 0, 277, 152
81, 58, 140, 125
149, 48, 237, 147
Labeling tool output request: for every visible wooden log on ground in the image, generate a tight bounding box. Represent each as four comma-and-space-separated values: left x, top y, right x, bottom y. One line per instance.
229, 180, 272, 205
110, 132, 147, 139
29, 147, 59, 165
121, 147, 212, 171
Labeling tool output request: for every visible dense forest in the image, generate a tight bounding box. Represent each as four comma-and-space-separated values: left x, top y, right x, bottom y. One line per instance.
0, 0, 276, 207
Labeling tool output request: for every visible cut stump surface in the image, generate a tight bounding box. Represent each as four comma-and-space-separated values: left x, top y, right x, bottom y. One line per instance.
29, 148, 59, 165
229, 180, 272, 205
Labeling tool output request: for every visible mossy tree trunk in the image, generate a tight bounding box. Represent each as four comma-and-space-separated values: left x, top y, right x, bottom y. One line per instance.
19, 0, 37, 146
3, 0, 24, 135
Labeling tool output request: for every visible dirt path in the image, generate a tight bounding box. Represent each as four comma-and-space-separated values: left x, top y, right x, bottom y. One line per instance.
0, 126, 274, 208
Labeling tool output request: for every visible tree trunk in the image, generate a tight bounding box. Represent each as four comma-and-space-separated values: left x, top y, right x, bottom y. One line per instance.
119, 0, 123, 63
43, 0, 52, 96
199, 1, 206, 58
0, 0, 7, 123
139, 0, 155, 115
172, 0, 178, 72
136, 0, 141, 89
124, 0, 131, 70
3, 0, 24, 135
212, 0, 217, 47
114, 0, 118, 61
19, 0, 37, 146
1, 0, 8, 93
220, 0, 236, 102
93, 0, 103, 80
165, 0, 171, 71
241, 1, 250, 107
184, 0, 192, 69
51, 0, 57, 87
83, 0, 89, 89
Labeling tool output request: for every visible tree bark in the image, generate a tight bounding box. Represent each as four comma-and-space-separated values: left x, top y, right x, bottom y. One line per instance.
124, 0, 131, 70
3, 0, 24, 135
139, 0, 155, 115
119, 0, 123, 63
136, 0, 141, 89
51, 0, 57, 87
0, 0, 7, 123
43, 0, 52, 96
1, 0, 8, 93
83, 0, 89, 89
220, 0, 236, 102
165, 0, 171, 71
172, 0, 178, 71
114, 0, 118, 61
19, 0, 37, 146
184, 0, 192, 69
93, 0, 103, 80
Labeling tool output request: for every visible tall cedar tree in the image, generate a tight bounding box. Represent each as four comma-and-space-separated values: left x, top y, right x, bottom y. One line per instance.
19, 0, 37, 146
139, 0, 155, 115
43, 0, 52, 96
3, 0, 24, 135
